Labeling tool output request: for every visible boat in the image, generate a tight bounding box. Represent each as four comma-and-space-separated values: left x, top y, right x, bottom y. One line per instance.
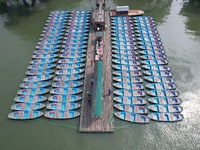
112, 49, 138, 55
8, 110, 44, 120
114, 104, 148, 114
136, 37, 161, 42
44, 110, 80, 119
148, 97, 182, 105
114, 90, 145, 97
113, 70, 142, 77
139, 54, 166, 60
53, 74, 84, 81
142, 65, 171, 71
60, 49, 87, 54
114, 96, 146, 105
36, 44, 61, 50
52, 81, 83, 88
56, 63, 85, 69
19, 82, 51, 89
55, 69, 84, 75
112, 54, 139, 60
46, 102, 81, 110
23, 75, 54, 82
112, 59, 140, 66
32, 54, 58, 59
11, 103, 46, 111
148, 113, 183, 122
144, 76, 174, 83
138, 50, 165, 55
114, 112, 150, 124
113, 83, 144, 90
146, 90, 179, 97
30, 58, 58, 64
25, 69, 55, 75
143, 70, 172, 77
17, 88, 49, 95
58, 58, 86, 64
137, 45, 164, 50
59, 53, 86, 58
34, 49, 60, 54
48, 94, 81, 102
14, 95, 47, 103
112, 64, 141, 71
141, 59, 168, 65
145, 83, 176, 90
36, 40, 62, 46
148, 104, 183, 113
63, 36, 88, 41
113, 76, 143, 83
50, 88, 82, 95
137, 41, 162, 47
27, 64, 56, 70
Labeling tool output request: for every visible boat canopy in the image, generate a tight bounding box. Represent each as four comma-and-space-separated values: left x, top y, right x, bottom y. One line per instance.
116, 6, 129, 12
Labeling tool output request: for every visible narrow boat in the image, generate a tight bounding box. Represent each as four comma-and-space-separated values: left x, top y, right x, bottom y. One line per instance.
112, 50, 138, 55
144, 76, 174, 83
20, 82, 51, 89
112, 64, 141, 71
136, 37, 160, 42
145, 83, 176, 90
137, 45, 164, 50
56, 63, 85, 69
113, 83, 144, 90
114, 112, 150, 124
113, 77, 143, 83
36, 44, 61, 50
114, 96, 146, 105
148, 104, 183, 113
27, 64, 56, 70
50, 88, 82, 95
14, 95, 47, 103
23, 75, 54, 82
30, 58, 58, 64
11, 103, 46, 111
143, 70, 172, 77
137, 41, 162, 47
148, 97, 182, 105
58, 58, 86, 63
114, 104, 148, 114
34, 49, 60, 54
46, 102, 81, 110
59, 53, 86, 58
139, 54, 166, 60
17, 88, 49, 95
48, 94, 81, 102
146, 90, 179, 97
52, 81, 83, 88
44, 110, 80, 119
8, 110, 44, 120
113, 70, 142, 77
53, 74, 84, 81
25, 69, 55, 76
55, 69, 84, 75
138, 50, 165, 55
148, 113, 183, 122
112, 54, 139, 60
60, 49, 87, 54
141, 59, 168, 65
32, 54, 58, 59
114, 90, 145, 97
112, 59, 140, 66
142, 65, 171, 71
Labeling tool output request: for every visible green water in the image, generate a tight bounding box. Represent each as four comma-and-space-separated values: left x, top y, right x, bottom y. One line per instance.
0, 0, 200, 149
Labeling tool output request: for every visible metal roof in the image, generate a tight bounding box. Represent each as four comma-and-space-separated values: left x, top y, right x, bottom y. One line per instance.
116, 6, 129, 12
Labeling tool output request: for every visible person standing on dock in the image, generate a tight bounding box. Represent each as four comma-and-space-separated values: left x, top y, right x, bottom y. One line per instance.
108, 89, 112, 96
87, 90, 91, 97
91, 78, 94, 86
90, 59, 94, 66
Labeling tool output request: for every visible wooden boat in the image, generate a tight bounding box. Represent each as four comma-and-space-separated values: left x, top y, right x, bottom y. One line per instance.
114, 96, 146, 105
143, 70, 172, 77
134, 27, 158, 33
145, 83, 176, 90
148, 104, 183, 113
139, 54, 166, 60
63, 36, 88, 41
53, 74, 84, 81
36, 40, 62, 46
27, 64, 56, 70
34, 49, 60, 54
144, 76, 174, 83
62, 40, 88, 45
146, 90, 179, 97
148, 97, 182, 105
111, 37, 132, 42
142, 65, 171, 71
14, 95, 47, 103
48, 94, 81, 102
148, 113, 183, 122
136, 37, 160, 42
128, 10, 144, 16
112, 64, 141, 71
17, 88, 49, 95
113, 70, 142, 77
8, 110, 44, 120
60, 49, 87, 54
138, 50, 165, 55
137, 45, 164, 50
20, 82, 51, 89
46, 102, 81, 110
113, 76, 143, 83
114, 104, 148, 114
32, 54, 58, 59
141, 59, 168, 65
55, 69, 84, 75
59, 53, 86, 58
114, 112, 150, 124
56, 63, 85, 69
112, 59, 140, 66
112, 50, 138, 55
137, 41, 162, 47
36, 44, 61, 50
25, 69, 55, 75
58, 58, 86, 64
113, 83, 144, 90
30, 58, 58, 64
50, 88, 82, 95
52, 81, 83, 88
114, 90, 145, 97
11, 102, 46, 111
44, 110, 80, 119
23, 75, 54, 82
112, 54, 139, 60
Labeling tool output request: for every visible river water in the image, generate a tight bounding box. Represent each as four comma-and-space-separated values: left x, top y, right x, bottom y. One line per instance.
0, 0, 200, 149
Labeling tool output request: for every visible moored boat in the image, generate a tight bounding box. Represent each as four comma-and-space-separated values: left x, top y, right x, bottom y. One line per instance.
50, 88, 82, 95
114, 96, 146, 105
52, 81, 83, 88
113, 76, 143, 83
14, 95, 47, 103
145, 83, 176, 90
23, 75, 54, 82
148, 113, 183, 122
53, 74, 84, 81
148, 104, 183, 113
142, 65, 171, 71
114, 104, 148, 114
11, 102, 46, 111
113, 83, 144, 90
114, 90, 145, 97
146, 90, 179, 97
148, 97, 182, 105
143, 70, 172, 77
20, 81, 51, 89
17, 88, 49, 95
25, 69, 55, 75
56, 63, 85, 69
8, 110, 44, 120
113, 70, 142, 77
44, 110, 80, 119
48, 94, 82, 102
46, 102, 81, 110
112, 64, 141, 71
144, 76, 174, 83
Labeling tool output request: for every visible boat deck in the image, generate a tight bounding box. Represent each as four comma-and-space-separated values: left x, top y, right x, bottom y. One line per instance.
79, 11, 114, 132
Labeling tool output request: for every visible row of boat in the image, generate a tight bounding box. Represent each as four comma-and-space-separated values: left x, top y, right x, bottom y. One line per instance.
8, 10, 91, 120
111, 16, 183, 123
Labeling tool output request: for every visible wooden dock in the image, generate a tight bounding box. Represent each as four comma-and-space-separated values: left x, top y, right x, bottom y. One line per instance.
79, 10, 114, 132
